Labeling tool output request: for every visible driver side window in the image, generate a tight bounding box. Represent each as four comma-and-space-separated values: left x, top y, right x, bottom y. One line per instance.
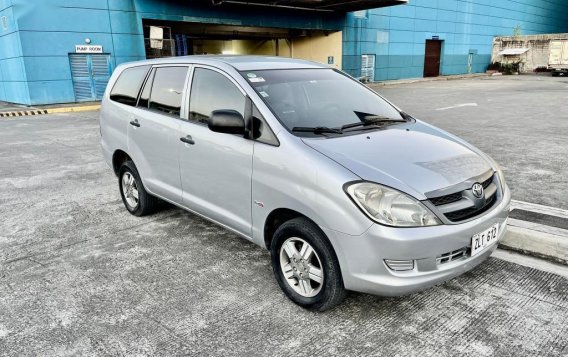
189, 68, 245, 124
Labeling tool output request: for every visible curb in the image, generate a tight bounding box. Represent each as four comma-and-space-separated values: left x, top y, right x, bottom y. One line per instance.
499, 200, 568, 265
0, 104, 100, 118
368, 73, 489, 87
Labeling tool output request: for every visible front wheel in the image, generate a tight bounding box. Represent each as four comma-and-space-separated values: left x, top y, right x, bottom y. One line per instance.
270, 217, 346, 311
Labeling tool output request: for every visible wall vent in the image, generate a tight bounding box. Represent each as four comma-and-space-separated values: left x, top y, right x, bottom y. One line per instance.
1, 16, 7, 31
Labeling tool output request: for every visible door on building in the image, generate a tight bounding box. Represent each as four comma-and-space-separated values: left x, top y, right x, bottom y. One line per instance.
69, 54, 112, 102
424, 40, 442, 77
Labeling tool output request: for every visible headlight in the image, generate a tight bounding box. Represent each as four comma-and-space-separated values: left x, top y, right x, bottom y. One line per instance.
344, 182, 442, 227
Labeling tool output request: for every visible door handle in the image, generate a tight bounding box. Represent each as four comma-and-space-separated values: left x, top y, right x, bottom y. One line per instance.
180, 135, 195, 145
129, 119, 140, 127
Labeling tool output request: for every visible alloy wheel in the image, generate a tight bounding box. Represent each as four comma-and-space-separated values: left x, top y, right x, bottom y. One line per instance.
122, 171, 139, 209
279, 237, 324, 297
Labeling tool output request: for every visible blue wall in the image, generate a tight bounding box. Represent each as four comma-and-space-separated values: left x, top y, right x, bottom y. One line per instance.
0, 0, 28, 104
0, 0, 342, 105
343, 0, 568, 80
0, 0, 567, 105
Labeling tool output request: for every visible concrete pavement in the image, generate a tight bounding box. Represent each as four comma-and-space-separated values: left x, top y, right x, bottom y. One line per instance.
1, 76, 568, 356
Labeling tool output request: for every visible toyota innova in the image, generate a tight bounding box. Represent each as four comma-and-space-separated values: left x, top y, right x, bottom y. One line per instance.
100, 56, 510, 311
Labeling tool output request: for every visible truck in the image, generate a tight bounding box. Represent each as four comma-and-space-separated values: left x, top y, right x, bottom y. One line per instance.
548, 40, 568, 76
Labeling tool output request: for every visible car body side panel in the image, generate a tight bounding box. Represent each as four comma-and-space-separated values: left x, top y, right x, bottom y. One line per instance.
100, 67, 130, 171
251, 133, 374, 247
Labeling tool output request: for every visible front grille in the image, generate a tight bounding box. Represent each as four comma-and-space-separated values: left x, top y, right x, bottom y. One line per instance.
430, 192, 462, 206
481, 176, 493, 188
437, 247, 468, 265
445, 194, 497, 222
427, 172, 499, 223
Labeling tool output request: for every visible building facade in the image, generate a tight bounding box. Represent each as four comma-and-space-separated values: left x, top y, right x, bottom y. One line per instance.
344, 1, 568, 80
491, 33, 568, 73
0, 0, 567, 105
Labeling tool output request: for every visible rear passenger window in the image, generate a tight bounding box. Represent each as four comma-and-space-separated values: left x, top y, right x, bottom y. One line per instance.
148, 66, 188, 117
110, 65, 150, 106
189, 68, 245, 123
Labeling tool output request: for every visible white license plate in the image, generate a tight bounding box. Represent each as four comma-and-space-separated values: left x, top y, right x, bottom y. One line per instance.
471, 223, 499, 257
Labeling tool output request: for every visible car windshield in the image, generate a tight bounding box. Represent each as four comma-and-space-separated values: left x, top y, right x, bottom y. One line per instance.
241, 68, 405, 136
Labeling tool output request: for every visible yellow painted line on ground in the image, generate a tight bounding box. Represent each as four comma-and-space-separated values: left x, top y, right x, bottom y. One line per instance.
46, 105, 101, 114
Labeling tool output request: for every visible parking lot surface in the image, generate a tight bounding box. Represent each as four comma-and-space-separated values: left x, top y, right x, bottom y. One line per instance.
1, 76, 567, 356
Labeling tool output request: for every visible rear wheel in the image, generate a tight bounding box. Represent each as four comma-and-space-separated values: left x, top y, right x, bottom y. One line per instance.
271, 217, 346, 311
118, 161, 157, 216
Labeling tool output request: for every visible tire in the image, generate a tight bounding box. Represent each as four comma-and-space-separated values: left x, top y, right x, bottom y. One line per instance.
118, 160, 157, 216
270, 217, 346, 311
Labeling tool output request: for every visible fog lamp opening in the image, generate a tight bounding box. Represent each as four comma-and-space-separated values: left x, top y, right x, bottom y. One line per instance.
384, 259, 415, 271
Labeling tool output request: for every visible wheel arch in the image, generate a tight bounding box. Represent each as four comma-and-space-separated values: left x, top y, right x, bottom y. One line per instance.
112, 149, 132, 177
263, 208, 322, 250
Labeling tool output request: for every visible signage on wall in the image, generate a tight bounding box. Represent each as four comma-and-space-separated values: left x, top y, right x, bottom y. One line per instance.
432, 35, 440, 40
328, 56, 334, 65
75, 45, 103, 54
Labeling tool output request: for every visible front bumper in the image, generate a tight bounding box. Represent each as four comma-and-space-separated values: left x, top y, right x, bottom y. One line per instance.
322, 185, 512, 296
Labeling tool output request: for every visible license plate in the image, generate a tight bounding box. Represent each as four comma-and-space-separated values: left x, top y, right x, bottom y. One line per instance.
471, 223, 499, 257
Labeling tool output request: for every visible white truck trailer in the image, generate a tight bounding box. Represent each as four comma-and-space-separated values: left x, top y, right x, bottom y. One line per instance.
549, 40, 568, 76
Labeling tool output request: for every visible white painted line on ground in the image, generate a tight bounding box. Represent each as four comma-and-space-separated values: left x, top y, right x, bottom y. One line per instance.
511, 199, 568, 219
494, 248, 568, 279
435, 103, 478, 111
508, 218, 568, 237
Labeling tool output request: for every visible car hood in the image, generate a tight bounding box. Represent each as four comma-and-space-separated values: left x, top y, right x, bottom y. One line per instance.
302, 120, 492, 200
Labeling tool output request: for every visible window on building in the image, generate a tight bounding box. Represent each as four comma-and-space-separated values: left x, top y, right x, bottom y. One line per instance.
148, 66, 189, 116
109, 65, 150, 106
189, 68, 245, 124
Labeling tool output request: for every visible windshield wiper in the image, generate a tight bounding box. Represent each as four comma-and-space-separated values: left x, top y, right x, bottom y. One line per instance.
292, 126, 343, 135
341, 113, 407, 131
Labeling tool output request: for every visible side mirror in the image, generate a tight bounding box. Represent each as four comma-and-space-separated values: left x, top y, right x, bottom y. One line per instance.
208, 110, 245, 135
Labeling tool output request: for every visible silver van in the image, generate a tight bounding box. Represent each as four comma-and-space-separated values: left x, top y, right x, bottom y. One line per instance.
100, 56, 510, 311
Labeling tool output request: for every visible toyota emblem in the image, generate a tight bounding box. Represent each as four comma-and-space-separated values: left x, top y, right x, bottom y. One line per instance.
472, 183, 484, 199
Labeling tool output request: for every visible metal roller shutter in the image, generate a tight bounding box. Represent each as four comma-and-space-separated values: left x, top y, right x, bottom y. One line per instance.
69, 54, 93, 101
69, 54, 111, 102
91, 54, 111, 100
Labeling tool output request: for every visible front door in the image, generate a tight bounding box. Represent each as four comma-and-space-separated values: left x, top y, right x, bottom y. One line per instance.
424, 40, 442, 77
69, 54, 111, 101
178, 66, 253, 237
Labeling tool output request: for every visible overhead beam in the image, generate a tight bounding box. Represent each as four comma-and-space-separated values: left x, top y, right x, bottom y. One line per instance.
208, 0, 408, 12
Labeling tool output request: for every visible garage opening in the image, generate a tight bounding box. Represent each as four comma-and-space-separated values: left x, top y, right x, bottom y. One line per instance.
142, 19, 342, 69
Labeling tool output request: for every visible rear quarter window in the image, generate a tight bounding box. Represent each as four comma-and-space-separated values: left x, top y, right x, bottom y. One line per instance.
109, 65, 151, 106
